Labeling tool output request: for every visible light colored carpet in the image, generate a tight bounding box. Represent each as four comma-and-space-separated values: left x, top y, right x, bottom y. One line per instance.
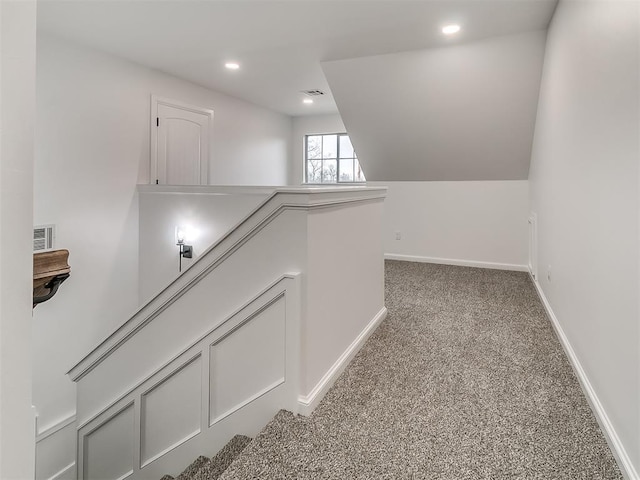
160, 435, 251, 480
219, 260, 623, 479
192, 435, 252, 480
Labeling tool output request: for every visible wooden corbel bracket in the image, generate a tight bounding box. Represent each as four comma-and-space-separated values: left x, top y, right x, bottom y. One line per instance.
33, 249, 71, 308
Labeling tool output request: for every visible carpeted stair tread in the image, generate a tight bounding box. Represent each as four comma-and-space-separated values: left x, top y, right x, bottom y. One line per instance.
190, 434, 252, 480
175, 455, 209, 480
218, 410, 320, 480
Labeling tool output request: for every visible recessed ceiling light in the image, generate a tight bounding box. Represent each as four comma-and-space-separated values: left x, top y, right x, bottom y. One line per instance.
303, 98, 314, 104
442, 24, 461, 35
225, 62, 240, 70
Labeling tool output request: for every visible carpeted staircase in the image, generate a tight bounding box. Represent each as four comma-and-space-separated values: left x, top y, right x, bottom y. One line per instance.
159, 434, 251, 480
217, 410, 319, 480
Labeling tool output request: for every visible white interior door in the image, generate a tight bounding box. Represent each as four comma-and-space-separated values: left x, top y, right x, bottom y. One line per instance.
151, 96, 213, 185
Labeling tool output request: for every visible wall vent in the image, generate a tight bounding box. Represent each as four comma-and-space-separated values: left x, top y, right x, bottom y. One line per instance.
34, 225, 55, 252
300, 89, 325, 97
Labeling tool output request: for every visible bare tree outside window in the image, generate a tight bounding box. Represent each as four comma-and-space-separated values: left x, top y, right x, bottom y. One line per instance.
324, 163, 337, 182
304, 133, 366, 184
307, 159, 322, 183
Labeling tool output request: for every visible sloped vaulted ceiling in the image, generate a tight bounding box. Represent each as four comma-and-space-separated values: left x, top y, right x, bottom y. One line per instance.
322, 30, 547, 181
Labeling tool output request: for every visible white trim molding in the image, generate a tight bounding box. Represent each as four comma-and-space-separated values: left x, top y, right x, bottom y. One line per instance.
297, 306, 388, 416
46, 462, 75, 480
36, 413, 76, 443
527, 213, 538, 280
385, 253, 528, 272
35, 414, 77, 480
530, 275, 639, 480
74, 274, 301, 480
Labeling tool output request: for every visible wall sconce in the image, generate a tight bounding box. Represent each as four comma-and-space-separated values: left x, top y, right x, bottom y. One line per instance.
175, 227, 192, 272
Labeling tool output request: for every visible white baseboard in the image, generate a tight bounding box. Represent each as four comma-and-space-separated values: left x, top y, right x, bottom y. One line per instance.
297, 306, 387, 416
384, 253, 528, 272
530, 275, 639, 480
47, 462, 75, 480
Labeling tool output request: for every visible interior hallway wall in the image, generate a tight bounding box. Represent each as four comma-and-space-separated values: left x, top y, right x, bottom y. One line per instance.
33, 33, 292, 480
292, 115, 529, 269
528, 0, 639, 475
138, 189, 270, 303
374, 180, 529, 269
0, 1, 37, 478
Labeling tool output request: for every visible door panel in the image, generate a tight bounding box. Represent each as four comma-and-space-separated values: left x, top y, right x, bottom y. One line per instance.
154, 99, 212, 185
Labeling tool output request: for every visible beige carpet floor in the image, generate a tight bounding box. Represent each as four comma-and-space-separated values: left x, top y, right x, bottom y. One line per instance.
219, 260, 623, 479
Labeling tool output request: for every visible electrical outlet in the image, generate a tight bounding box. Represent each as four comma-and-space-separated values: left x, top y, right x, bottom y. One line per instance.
395, 231, 402, 240
547, 265, 552, 282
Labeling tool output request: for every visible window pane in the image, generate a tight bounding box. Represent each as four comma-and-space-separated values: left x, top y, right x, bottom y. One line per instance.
304, 133, 362, 184
322, 159, 337, 183
307, 159, 322, 183
322, 135, 338, 159
339, 159, 354, 182
307, 136, 322, 159
354, 159, 366, 182
339, 136, 354, 158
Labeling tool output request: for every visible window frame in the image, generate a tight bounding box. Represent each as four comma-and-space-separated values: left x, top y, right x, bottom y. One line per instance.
303, 133, 365, 185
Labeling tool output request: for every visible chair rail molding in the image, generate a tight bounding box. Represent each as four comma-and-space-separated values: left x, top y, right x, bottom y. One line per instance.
35, 413, 76, 443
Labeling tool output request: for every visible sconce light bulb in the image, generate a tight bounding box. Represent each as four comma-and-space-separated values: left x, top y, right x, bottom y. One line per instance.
176, 228, 185, 244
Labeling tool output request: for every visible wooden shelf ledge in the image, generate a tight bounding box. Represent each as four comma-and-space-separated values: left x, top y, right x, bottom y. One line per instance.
34, 249, 71, 307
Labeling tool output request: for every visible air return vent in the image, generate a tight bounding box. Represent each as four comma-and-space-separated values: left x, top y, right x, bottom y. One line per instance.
34, 225, 55, 252
300, 89, 325, 97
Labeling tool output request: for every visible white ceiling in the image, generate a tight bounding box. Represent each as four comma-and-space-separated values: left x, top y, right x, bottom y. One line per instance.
37, 0, 558, 117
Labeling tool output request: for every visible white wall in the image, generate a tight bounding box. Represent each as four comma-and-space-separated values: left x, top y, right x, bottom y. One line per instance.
373, 181, 529, 270
529, 0, 639, 476
322, 30, 547, 181
34, 33, 292, 479
137, 186, 387, 401
35, 421, 75, 480
138, 188, 271, 303
305, 199, 385, 394
0, 1, 37, 478
293, 115, 529, 269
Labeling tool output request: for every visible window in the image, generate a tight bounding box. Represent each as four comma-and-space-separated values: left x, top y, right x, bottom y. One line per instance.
304, 134, 365, 184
